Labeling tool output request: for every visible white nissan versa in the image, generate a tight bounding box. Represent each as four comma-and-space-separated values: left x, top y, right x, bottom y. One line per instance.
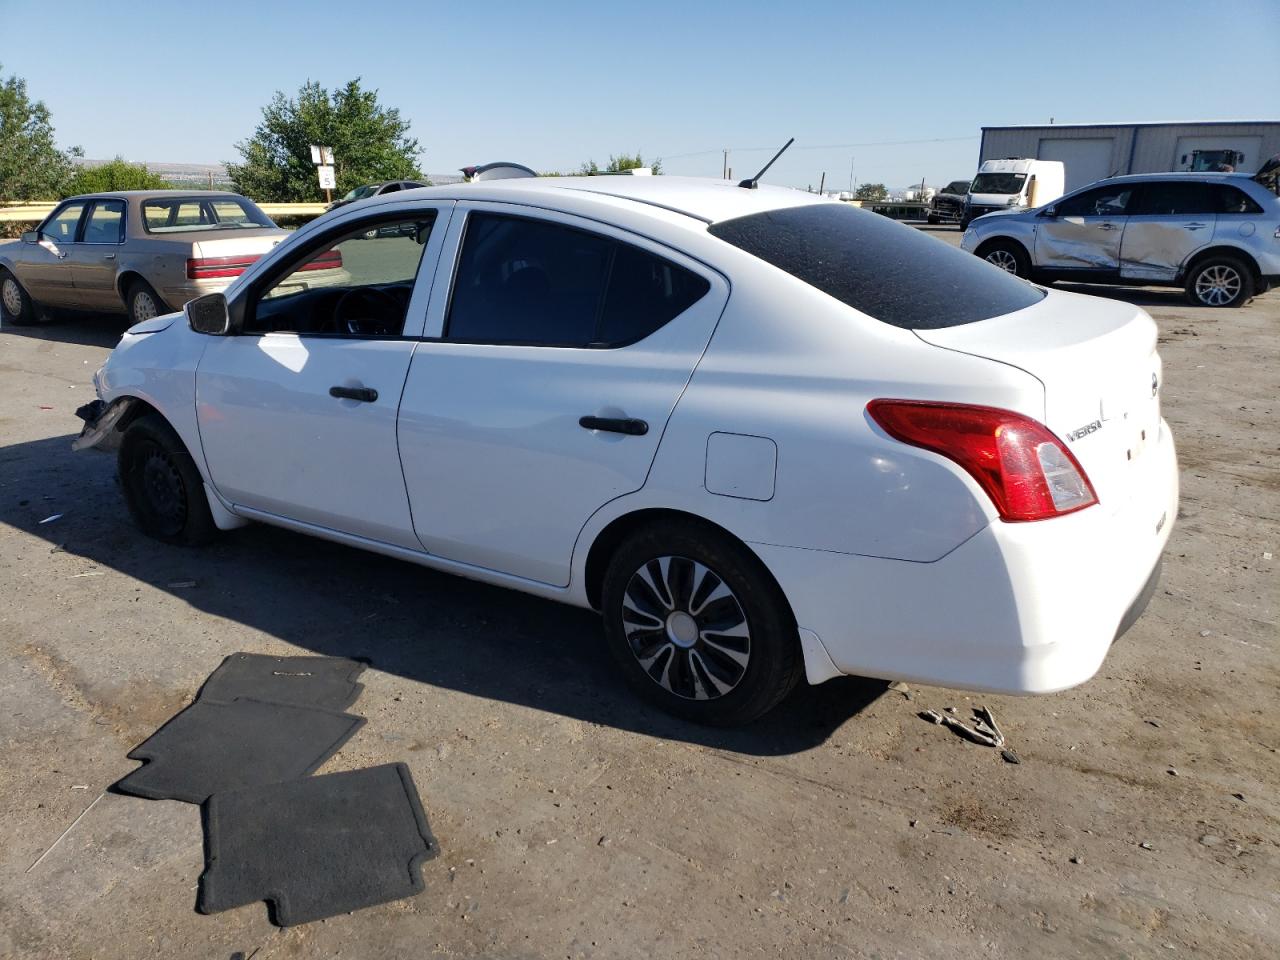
73, 175, 1178, 725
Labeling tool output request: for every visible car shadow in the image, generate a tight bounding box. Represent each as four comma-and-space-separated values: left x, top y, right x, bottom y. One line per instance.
0, 433, 886, 757
1047, 282, 1195, 308
1, 309, 134, 349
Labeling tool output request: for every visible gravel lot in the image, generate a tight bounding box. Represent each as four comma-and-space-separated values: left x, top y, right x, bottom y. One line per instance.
2, 225, 1276, 959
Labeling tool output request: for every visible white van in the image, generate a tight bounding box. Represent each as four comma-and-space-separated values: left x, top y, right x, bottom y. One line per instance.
963, 158, 1065, 227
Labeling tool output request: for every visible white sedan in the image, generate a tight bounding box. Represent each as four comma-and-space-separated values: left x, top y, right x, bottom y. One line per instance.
75, 175, 1178, 725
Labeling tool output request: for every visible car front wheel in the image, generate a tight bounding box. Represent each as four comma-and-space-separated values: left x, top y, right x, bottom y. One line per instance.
1, 269, 42, 326
601, 520, 802, 726
1185, 256, 1254, 308
118, 413, 216, 545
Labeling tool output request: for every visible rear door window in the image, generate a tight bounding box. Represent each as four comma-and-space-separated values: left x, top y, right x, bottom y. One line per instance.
1130, 181, 1217, 216
82, 199, 124, 243
446, 213, 709, 346
708, 203, 1043, 330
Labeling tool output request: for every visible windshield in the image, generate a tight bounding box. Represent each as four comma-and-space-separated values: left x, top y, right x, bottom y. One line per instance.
709, 203, 1043, 330
142, 196, 275, 233
341, 185, 380, 202
970, 173, 1027, 195
944, 180, 971, 194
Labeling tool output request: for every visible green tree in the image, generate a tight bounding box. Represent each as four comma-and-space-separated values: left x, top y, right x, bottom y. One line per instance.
577, 152, 663, 176
227, 78, 423, 202
0, 65, 81, 200
854, 182, 888, 201
66, 157, 168, 195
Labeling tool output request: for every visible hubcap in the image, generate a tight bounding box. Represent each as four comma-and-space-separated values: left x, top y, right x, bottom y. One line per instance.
133, 290, 157, 321
1194, 265, 1241, 306
621, 556, 751, 701
986, 249, 1019, 274
2, 278, 22, 315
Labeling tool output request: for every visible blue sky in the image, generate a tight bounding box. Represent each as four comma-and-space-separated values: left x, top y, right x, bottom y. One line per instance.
3, 0, 1278, 188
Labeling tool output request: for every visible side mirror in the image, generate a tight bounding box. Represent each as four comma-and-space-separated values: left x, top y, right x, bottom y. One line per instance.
1040, 206, 1058, 218
20, 231, 38, 243
186, 292, 231, 335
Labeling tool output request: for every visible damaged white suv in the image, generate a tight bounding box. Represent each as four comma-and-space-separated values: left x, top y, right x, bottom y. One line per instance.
76, 175, 1178, 725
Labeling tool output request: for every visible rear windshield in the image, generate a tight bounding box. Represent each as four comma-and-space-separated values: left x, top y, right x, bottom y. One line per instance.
142, 196, 274, 233
708, 204, 1044, 330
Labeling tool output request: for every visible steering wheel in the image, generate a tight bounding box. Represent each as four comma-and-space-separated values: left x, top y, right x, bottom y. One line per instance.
333, 286, 402, 336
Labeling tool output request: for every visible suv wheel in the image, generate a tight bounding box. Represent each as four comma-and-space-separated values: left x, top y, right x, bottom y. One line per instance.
601, 520, 801, 726
980, 240, 1031, 279
1185, 256, 1253, 308
118, 413, 216, 545
1, 269, 42, 326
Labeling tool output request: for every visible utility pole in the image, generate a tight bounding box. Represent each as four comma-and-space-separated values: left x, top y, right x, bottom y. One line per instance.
848, 155, 855, 194
722, 149, 729, 180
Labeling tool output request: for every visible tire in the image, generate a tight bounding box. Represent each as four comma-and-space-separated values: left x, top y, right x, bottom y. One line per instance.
118, 413, 216, 546
600, 519, 802, 726
1184, 256, 1254, 308
126, 279, 168, 326
1, 269, 43, 326
926, 214, 940, 225
979, 239, 1031, 279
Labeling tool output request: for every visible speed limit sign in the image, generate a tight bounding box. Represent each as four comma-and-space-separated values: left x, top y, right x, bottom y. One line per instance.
317, 165, 336, 190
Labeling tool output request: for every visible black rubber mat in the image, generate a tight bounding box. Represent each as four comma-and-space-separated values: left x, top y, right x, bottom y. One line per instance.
115, 698, 365, 804
197, 653, 366, 711
198, 763, 438, 926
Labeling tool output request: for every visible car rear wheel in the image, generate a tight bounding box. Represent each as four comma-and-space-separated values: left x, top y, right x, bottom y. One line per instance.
601, 520, 802, 726
1, 270, 43, 326
118, 413, 215, 545
127, 279, 168, 326
1185, 256, 1253, 308
980, 240, 1031, 279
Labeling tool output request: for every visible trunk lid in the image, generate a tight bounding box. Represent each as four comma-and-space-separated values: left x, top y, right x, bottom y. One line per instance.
914, 289, 1163, 512
192, 229, 288, 260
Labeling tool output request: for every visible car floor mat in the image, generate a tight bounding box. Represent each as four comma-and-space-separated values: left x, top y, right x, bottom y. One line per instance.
198, 763, 438, 926
197, 653, 366, 711
114, 698, 365, 804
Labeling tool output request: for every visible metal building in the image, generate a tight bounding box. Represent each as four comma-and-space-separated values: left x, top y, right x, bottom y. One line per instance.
979, 121, 1280, 192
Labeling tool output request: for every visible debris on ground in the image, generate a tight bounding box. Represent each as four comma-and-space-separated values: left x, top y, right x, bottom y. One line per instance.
1001, 749, 1021, 764
920, 705, 1009, 751
38, 514, 63, 524
1139, 841, 1153, 850
167, 580, 198, 589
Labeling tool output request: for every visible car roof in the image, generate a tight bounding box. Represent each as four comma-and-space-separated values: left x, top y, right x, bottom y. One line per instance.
1087, 171, 1257, 186
393, 176, 827, 225
64, 189, 248, 201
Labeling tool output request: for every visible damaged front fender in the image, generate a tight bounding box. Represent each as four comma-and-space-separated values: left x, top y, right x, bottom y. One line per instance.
72, 397, 137, 452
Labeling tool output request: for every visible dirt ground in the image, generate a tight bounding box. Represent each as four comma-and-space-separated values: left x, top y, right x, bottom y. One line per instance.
1, 226, 1276, 959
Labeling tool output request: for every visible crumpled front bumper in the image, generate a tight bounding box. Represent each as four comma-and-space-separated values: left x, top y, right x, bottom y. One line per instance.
72, 397, 134, 452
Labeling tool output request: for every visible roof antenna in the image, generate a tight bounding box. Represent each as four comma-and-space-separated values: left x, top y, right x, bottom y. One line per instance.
738, 137, 794, 189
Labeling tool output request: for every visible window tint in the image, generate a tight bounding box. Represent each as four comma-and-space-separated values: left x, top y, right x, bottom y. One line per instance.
1132, 181, 1216, 216
1213, 185, 1264, 214
1056, 185, 1133, 217
709, 203, 1043, 330
41, 201, 86, 243
598, 243, 711, 346
247, 215, 436, 337
446, 214, 708, 347
83, 200, 124, 243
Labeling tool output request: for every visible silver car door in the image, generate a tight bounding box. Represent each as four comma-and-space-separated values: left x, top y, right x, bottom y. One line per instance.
65, 199, 127, 311
1119, 181, 1216, 282
1033, 183, 1134, 272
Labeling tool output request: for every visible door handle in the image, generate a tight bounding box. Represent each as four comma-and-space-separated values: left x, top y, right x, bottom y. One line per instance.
1183, 222, 1206, 230
579, 415, 648, 436
1098, 222, 1116, 231
104, 253, 116, 260
329, 385, 378, 403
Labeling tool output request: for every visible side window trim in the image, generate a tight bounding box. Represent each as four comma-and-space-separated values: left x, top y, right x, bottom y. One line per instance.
233, 203, 454, 340
433, 204, 714, 349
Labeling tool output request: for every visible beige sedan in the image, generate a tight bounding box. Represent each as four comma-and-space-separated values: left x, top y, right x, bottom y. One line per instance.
1, 190, 302, 326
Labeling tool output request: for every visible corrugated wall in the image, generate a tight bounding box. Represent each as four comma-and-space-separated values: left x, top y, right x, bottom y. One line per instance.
980, 123, 1280, 175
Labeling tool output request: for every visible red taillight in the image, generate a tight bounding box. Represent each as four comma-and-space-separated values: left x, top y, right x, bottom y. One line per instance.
297, 248, 343, 272
186, 255, 261, 280
866, 399, 1098, 522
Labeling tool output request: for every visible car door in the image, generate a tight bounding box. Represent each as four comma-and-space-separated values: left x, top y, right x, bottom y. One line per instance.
397, 203, 728, 587
1119, 181, 1216, 281
65, 198, 126, 310
1033, 182, 1135, 273
20, 200, 87, 306
195, 203, 453, 549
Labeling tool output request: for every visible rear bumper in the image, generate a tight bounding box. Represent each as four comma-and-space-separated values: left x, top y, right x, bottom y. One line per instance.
755, 420, 1178, 694
153, 278, 231, 309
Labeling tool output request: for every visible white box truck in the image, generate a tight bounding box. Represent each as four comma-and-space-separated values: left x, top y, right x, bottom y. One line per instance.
962, 158, 1065, 228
